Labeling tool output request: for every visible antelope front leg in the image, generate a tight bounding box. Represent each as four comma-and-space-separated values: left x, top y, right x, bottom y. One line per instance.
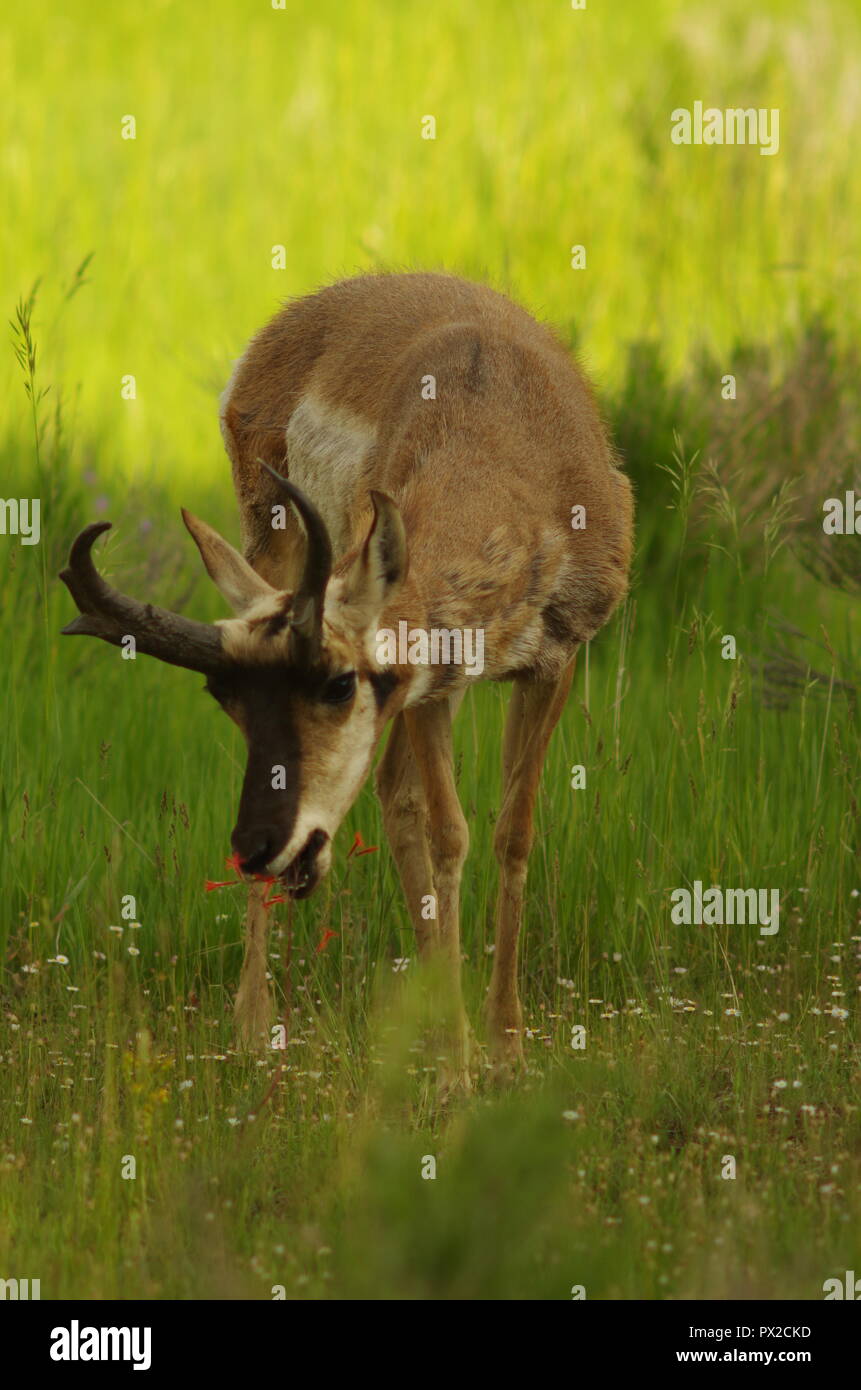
234, 880, 273, 1048
488, 659, 576, 1072
375, 713, 438, 959
404, 700, 471, 1093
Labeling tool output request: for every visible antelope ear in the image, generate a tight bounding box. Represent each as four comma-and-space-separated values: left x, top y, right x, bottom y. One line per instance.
343, 491, 407, 625
181, 509, 276, 615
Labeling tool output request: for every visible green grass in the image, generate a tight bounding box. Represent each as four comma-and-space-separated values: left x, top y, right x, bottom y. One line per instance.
1, 0, 860, 1300
3, 0, 861, 476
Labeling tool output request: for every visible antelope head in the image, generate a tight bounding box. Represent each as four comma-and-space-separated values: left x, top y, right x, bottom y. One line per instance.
60, 470, 407, 897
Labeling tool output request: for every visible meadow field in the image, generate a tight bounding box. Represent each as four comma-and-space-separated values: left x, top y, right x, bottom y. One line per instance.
1, 0, 859, 1301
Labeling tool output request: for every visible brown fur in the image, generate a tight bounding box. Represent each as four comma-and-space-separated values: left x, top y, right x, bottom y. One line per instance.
219, 272, 634, 1075
65, 272, 634, 1075
222, 272, 633, 693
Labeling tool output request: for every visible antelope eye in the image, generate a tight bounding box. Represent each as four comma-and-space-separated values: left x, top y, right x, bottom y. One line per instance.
322, 671, 357, 705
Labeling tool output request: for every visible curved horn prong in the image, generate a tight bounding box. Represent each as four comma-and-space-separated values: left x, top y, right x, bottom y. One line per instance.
260, 463, 332, 656
59, 522, 227, 674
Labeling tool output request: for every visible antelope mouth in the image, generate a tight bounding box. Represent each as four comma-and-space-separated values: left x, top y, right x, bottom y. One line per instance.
281, 829, 328, 899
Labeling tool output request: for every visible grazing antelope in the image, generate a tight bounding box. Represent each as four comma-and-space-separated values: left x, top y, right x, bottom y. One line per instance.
60, 272, 633, 1083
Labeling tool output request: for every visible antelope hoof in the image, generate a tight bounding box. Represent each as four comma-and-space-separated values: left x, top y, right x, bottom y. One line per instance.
234, 984, 274, 1051
434, 1018, 473, 1100
488, 1018, 525, 1080
437, 1054, 472, 1101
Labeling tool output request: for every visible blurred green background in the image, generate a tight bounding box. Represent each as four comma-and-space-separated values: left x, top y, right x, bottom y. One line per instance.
3, 0, 860, 485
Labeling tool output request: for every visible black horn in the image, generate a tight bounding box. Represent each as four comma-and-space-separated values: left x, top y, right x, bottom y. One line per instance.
260, 463, 333, 659
60, 522, 228, 674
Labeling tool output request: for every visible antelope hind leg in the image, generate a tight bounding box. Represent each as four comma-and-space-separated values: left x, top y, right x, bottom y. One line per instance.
487, 657, 576, 1073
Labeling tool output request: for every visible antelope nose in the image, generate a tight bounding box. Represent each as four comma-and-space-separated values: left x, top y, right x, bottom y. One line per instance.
231, 829, 277, 876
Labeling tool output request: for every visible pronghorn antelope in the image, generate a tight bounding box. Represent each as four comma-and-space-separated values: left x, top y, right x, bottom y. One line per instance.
60, 272, 633, 1082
